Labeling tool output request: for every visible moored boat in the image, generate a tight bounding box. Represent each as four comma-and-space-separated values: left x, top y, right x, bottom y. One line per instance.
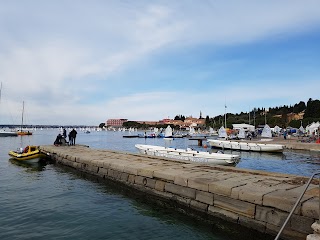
135, 144, 240, 166
16, 130, 32, 136
123, 135, 140, 138
0, 130, 18, 137
8, 145, 46, 162
164, 125, 173, 138
207, 139, 284, 152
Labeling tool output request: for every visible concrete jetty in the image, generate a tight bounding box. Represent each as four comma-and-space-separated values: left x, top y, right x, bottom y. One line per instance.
40, 145, 320, 240
271, 137, 320, 152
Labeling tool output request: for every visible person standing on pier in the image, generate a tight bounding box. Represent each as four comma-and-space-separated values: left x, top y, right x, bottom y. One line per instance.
68, 131, 73, 145
63, 128, 67, 138
283, 130, 287, 140
70, 128, 78, 145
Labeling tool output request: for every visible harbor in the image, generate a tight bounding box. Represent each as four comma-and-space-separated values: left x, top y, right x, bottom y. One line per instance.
36, 132, 320, 240
2, 2, 320, 239
2, 129, 320, 240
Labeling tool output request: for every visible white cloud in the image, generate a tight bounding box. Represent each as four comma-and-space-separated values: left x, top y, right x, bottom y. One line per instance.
0, 1, 319, 125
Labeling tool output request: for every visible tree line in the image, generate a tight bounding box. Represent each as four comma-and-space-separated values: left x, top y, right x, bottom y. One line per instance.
205, 98, 320, 129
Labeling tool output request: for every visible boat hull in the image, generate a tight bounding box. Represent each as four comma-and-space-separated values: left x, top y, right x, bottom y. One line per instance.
207, 139, 284, 152
135, 144, 240, 166
8, 146, 45, 162
0, 131, 18, 137
16, 131, 33, 136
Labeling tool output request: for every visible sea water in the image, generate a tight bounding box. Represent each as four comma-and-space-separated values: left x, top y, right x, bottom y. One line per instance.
1, 129, 320, 240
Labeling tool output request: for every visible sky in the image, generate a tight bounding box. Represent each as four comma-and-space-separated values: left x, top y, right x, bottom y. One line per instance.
0, 0, 320, 126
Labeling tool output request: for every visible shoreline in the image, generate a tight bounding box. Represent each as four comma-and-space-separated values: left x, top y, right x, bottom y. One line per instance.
262, 136, 320, 152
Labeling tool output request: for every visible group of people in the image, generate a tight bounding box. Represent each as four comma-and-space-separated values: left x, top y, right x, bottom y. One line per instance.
54, 128, 77, 146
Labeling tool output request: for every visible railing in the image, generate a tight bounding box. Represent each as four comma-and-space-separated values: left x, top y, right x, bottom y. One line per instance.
275, 171, 320, 240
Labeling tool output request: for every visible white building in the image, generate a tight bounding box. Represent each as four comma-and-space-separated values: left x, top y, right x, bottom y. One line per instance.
232, 124, 255, 132
306, 122, 320, 135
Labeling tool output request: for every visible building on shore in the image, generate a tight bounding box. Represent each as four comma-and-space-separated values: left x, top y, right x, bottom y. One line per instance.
106, 116, 205, 128
136, 121, 159, 125
232, 123, 255, 132
106, 119, 128, 127
184, 117, 205, 127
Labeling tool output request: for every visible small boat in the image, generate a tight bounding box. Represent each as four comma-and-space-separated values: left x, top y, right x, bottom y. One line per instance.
135, 144, 240, 166
164, 125, 173, 138
207, 139, 284, 152
8, 145, 46, 162
16, 130, 32, 136
0, 130, 18, 137
123, 135, 140, 138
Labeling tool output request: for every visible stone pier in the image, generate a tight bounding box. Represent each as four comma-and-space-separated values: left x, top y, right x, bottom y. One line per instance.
40, 145, 320, 240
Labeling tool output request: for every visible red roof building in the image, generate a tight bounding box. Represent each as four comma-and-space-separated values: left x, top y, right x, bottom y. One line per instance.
106, 119, 128, 127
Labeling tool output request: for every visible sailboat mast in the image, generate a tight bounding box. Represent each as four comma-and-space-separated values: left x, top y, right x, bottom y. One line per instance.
21, 101, 25, 131
224, 98, 227, 128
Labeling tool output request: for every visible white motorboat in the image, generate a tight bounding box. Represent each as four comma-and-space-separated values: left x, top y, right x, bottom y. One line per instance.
135, 144, 240, 166
0, 130, 18, 137
207, 139, 284, 152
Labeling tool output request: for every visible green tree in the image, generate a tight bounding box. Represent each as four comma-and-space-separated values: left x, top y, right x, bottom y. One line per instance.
293, 101, 306, 113
305, 98, 320, 118
174, 115, 186, 121
205, 115, 210, 127
123, 121, 142, 128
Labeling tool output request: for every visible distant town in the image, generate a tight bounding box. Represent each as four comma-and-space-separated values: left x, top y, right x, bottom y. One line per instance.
105, 116, 205, 130
104, 98, 320, 130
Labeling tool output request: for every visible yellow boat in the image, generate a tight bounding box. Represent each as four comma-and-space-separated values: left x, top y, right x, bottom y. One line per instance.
16, 131, 33, 136
8, 146, 46, 162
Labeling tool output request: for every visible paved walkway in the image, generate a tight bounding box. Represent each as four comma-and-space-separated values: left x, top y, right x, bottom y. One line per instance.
266, 136, 320, 151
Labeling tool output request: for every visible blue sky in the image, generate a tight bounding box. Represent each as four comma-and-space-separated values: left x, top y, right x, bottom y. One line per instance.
0, 0, 319, 125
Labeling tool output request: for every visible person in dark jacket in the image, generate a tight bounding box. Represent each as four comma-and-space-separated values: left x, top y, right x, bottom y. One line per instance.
70, 128, 77, 145
63, 128, 67, 138
68, 132, 72, 145
54, 133, 63, 145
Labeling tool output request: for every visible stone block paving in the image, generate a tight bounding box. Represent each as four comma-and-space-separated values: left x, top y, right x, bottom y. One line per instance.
40, 145, 320, 240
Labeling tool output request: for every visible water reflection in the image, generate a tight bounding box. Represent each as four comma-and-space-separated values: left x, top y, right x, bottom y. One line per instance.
236, 150, 286, 161
9, 158, 50, 171
56, 165, 272, 240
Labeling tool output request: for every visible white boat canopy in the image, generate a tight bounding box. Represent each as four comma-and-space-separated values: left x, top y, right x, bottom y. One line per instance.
261, 124, 272, 138
218, 126, 228, 138
273, 125, 281, 134
237, 128, 246, 139
299, 125, 305, 134
165, 125, 173, 137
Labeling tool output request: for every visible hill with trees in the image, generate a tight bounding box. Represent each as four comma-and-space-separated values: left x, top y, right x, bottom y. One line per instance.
204, 98, 320, 129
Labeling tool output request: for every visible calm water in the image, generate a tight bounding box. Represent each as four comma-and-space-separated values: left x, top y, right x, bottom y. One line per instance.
1, 130, 320, 240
